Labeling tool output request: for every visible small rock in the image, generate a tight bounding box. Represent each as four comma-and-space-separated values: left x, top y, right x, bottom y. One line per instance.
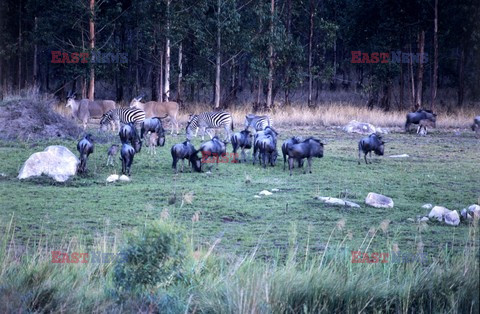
271, 188, 280, 192
119, 175, 130, 182
420, 217, 429, 222
254, 195, 261, 199
407, 218, 415, 222
444, 210, 460, 226
106, 174, 119, 183
0, 173, 6, 177
389, 154, 410, 158
460, 208, 468, 219
259, 190, 273, 196
365, 193, 394, 208
315, 196, 360, 208
428, 206, 449, 221
344, 200, 361, 208
421, 203, 433, 209
467, 204, 480, 218
343, 120, 385, 134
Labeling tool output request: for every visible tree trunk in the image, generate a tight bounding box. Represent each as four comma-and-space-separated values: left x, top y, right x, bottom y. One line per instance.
409, 43, 416, 110
17, 0, 22, 90
88, 0, 95, 101
266, 0, 275, 110
214, 0, 221, 108
415, 30, 425, 109
33, 16, 38, 90
431, 0, 438, 111
164, 0, 171, 101
399, 62, 404, 109
160, 50, 164, 102
256, 77, 262, 106
177, 43, 183, 102
307, 0, 314, 107
457, 45, 465, 107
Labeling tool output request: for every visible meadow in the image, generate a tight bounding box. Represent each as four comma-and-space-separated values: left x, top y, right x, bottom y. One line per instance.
0, 99, 479, 312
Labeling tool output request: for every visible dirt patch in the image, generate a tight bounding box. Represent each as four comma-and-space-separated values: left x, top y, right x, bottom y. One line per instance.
0, 98, 82, 140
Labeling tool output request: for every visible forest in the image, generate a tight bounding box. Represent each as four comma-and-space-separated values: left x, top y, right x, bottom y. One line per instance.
0, 0, 479, 111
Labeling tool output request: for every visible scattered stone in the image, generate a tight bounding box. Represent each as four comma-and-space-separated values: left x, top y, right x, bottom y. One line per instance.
420, 217, 429, 222
315, 196, 360, 208
428, 206, 449, 222
389, 154, 410, 158
444, 210, 460, 226
118, 175, 130, 182
106, 174, 119, 183
271, 188, 280, 192
343, 120, 378, 134
259, 190, 273, 196
421, 203, 433, 209
0, 173, 6, 177
18, 146, 79, 182
407, 218, 415, 222
254, 195, 261, 199
467, 204, 480, 218
460, 208, 469, 220
365, 193, 394, 208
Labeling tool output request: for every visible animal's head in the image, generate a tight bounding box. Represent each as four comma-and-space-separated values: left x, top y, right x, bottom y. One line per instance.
85, 134, 94, 142
264, 126, 279, 137
133, 139, 142, 153
66, 96, 76, 108
374, 140, 385, 156
99, 114, 109, 131
245, 114, 255, 127
129, 95, 143, 108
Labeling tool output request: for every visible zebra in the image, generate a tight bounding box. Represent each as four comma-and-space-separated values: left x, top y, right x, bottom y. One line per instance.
99, 108, 146, 132
186, 111, 234, 141
245, 114, 273, 132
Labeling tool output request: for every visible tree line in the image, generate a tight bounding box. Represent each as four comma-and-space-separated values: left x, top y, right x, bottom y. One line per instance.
0, 0, 478, 110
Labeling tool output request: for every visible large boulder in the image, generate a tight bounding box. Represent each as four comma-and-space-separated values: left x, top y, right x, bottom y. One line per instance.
468, 204, 480, 218
18, 146, 79, 182
428, 206, 450, 221
444, 210, 460, 226
365, 193, 394, 208
343, 120, 388, 135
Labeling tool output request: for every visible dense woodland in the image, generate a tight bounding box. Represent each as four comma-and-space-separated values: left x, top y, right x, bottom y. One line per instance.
0, 0, 479, 110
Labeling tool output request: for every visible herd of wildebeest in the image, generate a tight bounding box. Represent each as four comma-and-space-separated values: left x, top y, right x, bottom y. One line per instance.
70, 93, 480, 177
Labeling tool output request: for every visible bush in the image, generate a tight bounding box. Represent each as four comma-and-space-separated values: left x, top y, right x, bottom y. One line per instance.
113, 220, 188, 292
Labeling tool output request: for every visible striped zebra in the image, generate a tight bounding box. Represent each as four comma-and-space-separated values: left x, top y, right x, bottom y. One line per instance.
245, 114, 273, 132
100, 108, 146, 132
186, 111, 234, 141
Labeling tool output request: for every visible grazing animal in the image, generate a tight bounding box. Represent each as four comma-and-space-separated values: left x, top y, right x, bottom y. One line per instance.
129, 96, 179, 134
171, 140, 200, 173
148, 133, 159, 155
287, 138, 324, 176
282, 137, 304, 171
358, 133, 385, 165
405, 109, 437, 132
100, 108, 146, 132
140, 117, 166, 147
119, 123, 142, 153
106, 144, 119, 166
244, 114, 273, 132
417, 119, 436, 136
186, 112, 234, 141
231, 130, 253, 163
471, 116, 480, 138
197, 136, 227, 168
66, 92, 116, 129
253, 127, 278, 166
77, 134, 94, 173
120, 143, 136, 176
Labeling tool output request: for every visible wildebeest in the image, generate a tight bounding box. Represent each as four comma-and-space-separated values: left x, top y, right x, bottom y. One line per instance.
66, 92, 116, 130
417, 119, 436, 136
287, 137, 324, 176
120, 143, 136, 176
253, 127, 278, 168
471, 116, 480, 138
358, 133, 385, 165
282, 137, 304, 171
198, 136, 227, 168
231, 130, 253, 163
130, 96, 179, 135
245, 114, 272, 132
119, 123, 142, 153
106, 144, 118, 166
171, 140, 200, 173
140, 117, 166, 147
405, 109, 437, 132
77, 134, 94, 173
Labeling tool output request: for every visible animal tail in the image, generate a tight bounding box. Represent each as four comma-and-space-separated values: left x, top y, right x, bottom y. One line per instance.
230, 119, 234, 131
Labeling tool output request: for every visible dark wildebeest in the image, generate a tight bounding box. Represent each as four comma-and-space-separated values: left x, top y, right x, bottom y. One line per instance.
119, 123, 142, 153
287, 138, 324, 176
405, 109, 437, 132
120, 143, 136, 176
140, 117, 166, 147
77, 134, 94, 173
106, 144, 119, 166
171, 140, 200, 173
282, 137, 304, 171
471, 116, 480, 138
253, 126, 278, 166
358, 133, 385, 165
231, 130, 253, 163
130, 96, 180, 135
417, 119, 436, 136
197, 136, 227, 169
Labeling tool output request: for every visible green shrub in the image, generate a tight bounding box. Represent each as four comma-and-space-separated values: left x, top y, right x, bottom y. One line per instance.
113, 220, 188, 292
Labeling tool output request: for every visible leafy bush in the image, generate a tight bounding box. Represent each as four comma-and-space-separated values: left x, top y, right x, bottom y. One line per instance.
113, 221, 188, 292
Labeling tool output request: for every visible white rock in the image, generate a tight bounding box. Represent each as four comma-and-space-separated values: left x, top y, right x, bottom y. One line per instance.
18, 146, 79, 182
428, 206, 449, 221
365, 193, 394, 208
343, 120, 378, 134
259, 190, 273, 196
119, 175, 130, 182
344, 200, 361, 208
315, 197, 360, 208
407, 218, 415, 222
467, 204, 480, 218
421, 203, 433, 209
389, 154, 410, 158
254, 195, 261, 199
106, 174, 119, 183
271, 188, 280, 192
444, 210, 460, 226
420, 217, 429, 222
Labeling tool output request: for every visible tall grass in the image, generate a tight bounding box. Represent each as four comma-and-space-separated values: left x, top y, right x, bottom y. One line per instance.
1, 214, 478, 313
